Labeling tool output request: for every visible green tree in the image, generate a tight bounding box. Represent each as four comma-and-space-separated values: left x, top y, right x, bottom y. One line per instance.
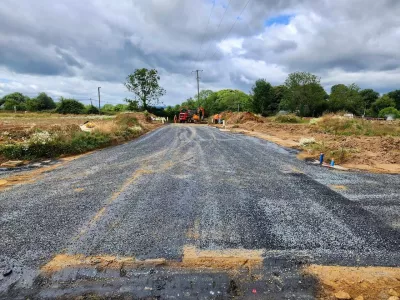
360, 89, 379, 110
2, 92, 29, 111
251, 79, 275, 116
272, 85, 288, 112
180, 97, 197, 110
370, 95, 396, 116
101, 104, 115, 112
56, 98, 85, 114
26, 98, 41, 111
124, 98, 139, 111
114, 104, 128, 112
124, 69, 166, 110
378, 107, 399, 119
214, 89, 252, 112
36, 92, 56, 110
85, 105, 100, 114
281, 72, 327, 117
387, 90, 400, 110
328, 83, 364, 115
25, 92, 56, 112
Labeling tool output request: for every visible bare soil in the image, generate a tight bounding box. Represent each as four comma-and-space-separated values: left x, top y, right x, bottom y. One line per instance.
305, 265, 400, 300
219, 113, 400, 174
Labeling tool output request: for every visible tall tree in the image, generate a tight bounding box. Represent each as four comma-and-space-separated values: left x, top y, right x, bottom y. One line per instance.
251, 79, 275, 116
281, 72, 327, 117
124, 69, 166, 110
329, 83, 364, 115
2, 92, 29, 111
214, 89, 252, 112
272, 85, 288, 111
370, 95, 396, 116
387, 90, 400, 110
35, 92, 56, 110
360, 89, 379, 110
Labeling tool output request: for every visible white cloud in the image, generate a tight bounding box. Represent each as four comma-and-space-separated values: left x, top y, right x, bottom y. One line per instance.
0, 0, 399, 106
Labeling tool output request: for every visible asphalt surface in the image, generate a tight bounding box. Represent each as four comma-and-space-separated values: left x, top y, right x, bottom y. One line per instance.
1, 124, 399, 299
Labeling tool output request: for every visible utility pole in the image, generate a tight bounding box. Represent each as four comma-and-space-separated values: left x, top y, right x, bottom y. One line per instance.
192, 70, 203, 102
97, 87, 101, 114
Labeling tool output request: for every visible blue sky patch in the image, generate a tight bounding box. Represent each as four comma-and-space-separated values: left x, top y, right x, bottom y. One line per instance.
265, 14, 294, 27
0, 78, 10, 83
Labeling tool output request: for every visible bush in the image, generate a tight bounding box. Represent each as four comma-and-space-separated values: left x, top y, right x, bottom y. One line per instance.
378, 107, 399, 119
274, 114, 302, 123
116, 114, 139, 127
86, 105, 100, 114
56, 98, 85, 114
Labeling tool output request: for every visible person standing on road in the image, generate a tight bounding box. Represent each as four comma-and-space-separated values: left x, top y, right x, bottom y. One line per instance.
174, 114, 177, 123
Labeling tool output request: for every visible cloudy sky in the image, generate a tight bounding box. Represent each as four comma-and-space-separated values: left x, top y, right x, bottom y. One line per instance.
0, 0, 399, 106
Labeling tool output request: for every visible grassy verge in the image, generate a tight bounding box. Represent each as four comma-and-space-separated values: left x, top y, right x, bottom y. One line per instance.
0, 113, 155, 162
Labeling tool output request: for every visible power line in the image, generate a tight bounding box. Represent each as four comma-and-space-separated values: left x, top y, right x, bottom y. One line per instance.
195, 0, 216, 61
210, 0, 252, 60
201, 0, 232, 62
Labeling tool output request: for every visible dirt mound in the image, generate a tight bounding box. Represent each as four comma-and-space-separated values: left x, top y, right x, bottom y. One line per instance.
223, 112, 263, 124
306, 265, 400, 300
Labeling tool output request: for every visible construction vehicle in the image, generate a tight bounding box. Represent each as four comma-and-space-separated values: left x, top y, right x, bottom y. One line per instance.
179, 107, 206, 123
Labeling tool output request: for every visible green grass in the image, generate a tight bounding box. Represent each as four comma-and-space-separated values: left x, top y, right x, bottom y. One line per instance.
274, 114, 305, 124
317, 116, 400, 136
0, 113, 147, 161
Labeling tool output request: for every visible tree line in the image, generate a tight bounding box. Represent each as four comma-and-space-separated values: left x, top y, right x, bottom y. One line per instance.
2, 70, 399, 119
0, 92, 138, 114
166, 72, 400, 119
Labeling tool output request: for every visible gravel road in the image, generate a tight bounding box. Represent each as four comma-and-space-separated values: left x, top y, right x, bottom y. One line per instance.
1, 125, 399, 299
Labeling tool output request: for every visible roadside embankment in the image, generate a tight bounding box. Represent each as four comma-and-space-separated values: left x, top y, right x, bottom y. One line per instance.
214, 112, 400, 174
0, 112, 163, 166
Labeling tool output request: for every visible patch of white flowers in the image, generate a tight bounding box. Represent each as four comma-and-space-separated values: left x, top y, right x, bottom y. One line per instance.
299, 137, 316, 147
309, 118, 321, 125
129, 126, 143, 134
2, 131, 10, 136
29, 131, 56, 145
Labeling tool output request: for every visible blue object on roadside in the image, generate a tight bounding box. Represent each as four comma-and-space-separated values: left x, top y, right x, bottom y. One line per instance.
319, 153, 324, 165
330, 159, 335, 167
